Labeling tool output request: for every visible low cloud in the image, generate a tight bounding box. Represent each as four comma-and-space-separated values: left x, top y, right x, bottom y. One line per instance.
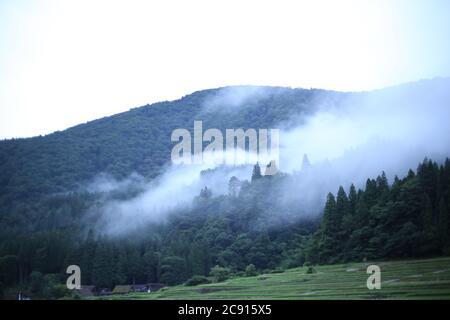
87, 78, 450, 235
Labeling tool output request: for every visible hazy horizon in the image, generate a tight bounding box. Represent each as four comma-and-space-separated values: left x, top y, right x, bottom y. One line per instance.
1, 0, 450, 139
1, 76, 448, 140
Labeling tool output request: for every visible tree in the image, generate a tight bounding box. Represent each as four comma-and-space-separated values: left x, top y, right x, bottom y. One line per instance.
438, 197, 449, 249
245, 264, 257, 277
113, 247, 127, 285
301, 154, 311, 171
29, 271, 45, 294
251, 163, 262, 181
127, 248, 145, 284
336, 186, 350, 226
364, 179, 378, 208
228, 176, 241, 197
92, 242, 114, 288
376, 172, 390, 203
199, 187, 212, 199
317, 193, 339, 263
322, 193, 338, 235
0, 255, 18, 287
143, 250, 160, 283
209, 265, 230, 282
80, 230, 96, 285
348, 184, 358, 215
421, 193, 434, 232
159, 256, 187, 286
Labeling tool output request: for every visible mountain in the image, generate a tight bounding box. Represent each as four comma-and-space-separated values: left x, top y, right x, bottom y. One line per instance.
0, 86, 347, 207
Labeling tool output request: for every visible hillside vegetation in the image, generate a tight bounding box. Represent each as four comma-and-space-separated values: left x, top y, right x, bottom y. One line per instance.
1, 80, 450, 299
100, 256, 450, 300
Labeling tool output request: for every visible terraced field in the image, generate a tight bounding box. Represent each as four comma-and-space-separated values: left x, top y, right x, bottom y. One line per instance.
100, 257, 450, 300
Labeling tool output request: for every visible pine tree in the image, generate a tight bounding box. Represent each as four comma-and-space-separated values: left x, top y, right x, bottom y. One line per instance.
228, 176, 240, 197
251, 163, 262, 181
438, 196, 449, 249
113, 247, 127, 285
416, 191, 440, 254
407, 169, 415, 179
80, 230, 96, 285
347, 195, 371, 259
200, 186, 212, 199
421, 193, 434, 231
348, 184, 357, 216
364, 179, 378, 208
335, 186, 351, 258
318, 193, 339, 263
301, 154, 311, 171
355, 195, 369, 228
418, 159, 439, 205
127, 248, 144, 284
336, 186, 350, 225
376, 171, 389, 203
92, 242, 114, 288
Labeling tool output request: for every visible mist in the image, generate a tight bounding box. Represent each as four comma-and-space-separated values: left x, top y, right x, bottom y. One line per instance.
87, 160, 254, 235
88, 78, 450, 235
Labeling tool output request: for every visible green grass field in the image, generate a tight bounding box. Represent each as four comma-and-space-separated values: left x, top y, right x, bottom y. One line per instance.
99, 257, 450, 300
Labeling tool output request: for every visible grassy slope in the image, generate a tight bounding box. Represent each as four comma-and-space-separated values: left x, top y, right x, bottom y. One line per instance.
100, 257, 450, 300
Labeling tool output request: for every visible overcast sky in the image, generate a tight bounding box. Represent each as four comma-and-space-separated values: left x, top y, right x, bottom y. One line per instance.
1, 0, 449, 139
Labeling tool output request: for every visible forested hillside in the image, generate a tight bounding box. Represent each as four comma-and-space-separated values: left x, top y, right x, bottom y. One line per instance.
0, 158, 449, 298
0, 87, 343, 206
0, 80, 450, 299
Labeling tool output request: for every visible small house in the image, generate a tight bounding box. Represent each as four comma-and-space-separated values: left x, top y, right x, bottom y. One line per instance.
112, 285, 133, 295
75, 285, 96, 297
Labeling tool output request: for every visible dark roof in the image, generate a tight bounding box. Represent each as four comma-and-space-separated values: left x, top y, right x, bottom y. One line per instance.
112, 285, 132, 294
75, 285, 96, 296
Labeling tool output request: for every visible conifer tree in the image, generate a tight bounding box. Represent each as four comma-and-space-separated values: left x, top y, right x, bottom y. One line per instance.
92, 242, 114, 288
438, 197, 449, 249
318, 193, 338, 263
301, 154, 311, 171
348, 184, 358, 216
251, 163, 262, 181
421, 193, 434, 231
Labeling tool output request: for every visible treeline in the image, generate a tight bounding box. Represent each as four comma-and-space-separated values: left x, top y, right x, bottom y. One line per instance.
307, 158, 450, 264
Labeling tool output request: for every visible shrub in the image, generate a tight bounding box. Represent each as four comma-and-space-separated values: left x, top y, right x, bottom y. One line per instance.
185, 275, 211, 286
245, 264, 257, 277
306, 266, 316, 274
209, 265, 230, 282
30, 271, 45, 294
44, 284, 69, 300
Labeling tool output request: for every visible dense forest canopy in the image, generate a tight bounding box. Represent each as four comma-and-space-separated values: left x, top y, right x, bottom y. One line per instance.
0, 86, 340, 204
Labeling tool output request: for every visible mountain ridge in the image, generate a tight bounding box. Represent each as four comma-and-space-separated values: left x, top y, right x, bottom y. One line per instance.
0, 78, 449, 206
